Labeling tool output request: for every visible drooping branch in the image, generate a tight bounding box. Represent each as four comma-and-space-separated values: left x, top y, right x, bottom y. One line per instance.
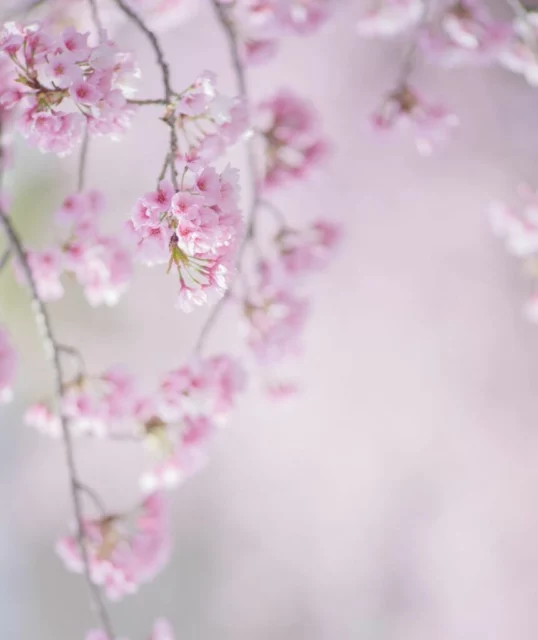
78, 126, 90, 192
0, 210, 116, 639
194, 0, 262, 354
112, 0, 179, 188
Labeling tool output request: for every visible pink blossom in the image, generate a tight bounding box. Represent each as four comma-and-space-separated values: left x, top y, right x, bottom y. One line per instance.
371, 85, 459, 155
276, 220, 341, 276
257, 90, 328, 189
356, 0, 423, 37
0, 22, 138, 155
24, 402, 62, 436
419, 0, 511, 67
21, 249, 65, 301
129, 165, 243, 311
0, 326, 16, 403
497, 13, 538, 86
242, 260, 310, 363
174, 73, 248, 162
57, 492, 171, 600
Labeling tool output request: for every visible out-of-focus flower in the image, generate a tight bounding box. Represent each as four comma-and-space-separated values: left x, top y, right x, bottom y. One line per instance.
490, 183, 538, 322
57, 492, 171, 600
497, 11, 538, 86
371, 84, 459, 155
17, 190, 132, 306
257, 90, 328, 189
420, 0, 511, 67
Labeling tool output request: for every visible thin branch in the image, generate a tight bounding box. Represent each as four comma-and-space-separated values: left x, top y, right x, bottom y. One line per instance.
0, 212, 116, 639
194, 0, 261, 354
87, 0, 105, 40
76, 480, 109, 517
394, 0, 433, 87
112, 0, 179, 189
2, 0, 48, 21
111, 0, 173, 101
128, 98, 168, 106
77, 126, 89, 192
0, 248, 10, 273
58, 344, 87, 377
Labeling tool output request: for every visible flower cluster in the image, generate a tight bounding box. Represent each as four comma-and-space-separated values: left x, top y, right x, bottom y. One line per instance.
0, 22, 138, 155
239, 219, 339, 365
218, 0, 333, 65
257, 90, 327, 189
140, 354, 246, 491
127, 166, 243, 311
490, 184, 538, 322
25, 364, 138, 437
173, 71, 248, 165
371, 84, 459, 156
57, 492, 170, 600
419, 0, 511, 67
88, 617, 175, 640
26, 354, 245, 489
16, 190, 132, 306
498, 11, 538, 86
0, 326, 15, 403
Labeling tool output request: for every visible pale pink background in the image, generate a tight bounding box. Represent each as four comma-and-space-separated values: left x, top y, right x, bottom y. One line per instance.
2, 1, 538, 638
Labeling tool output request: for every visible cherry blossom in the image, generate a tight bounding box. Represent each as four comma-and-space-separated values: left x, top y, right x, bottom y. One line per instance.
490, 184, 538, 321
57, 492, 171, 600
371, 84, 459, 155
18, 190, 132, 306
0, 326, 15, 403
128, 165, 243, 312
356, 0, 424, 37
275, 220, 341, 277
257, 90, 328, 189
420, 0, 511, 67
497, 12, 538, 86
240, 259, 310, 364
173, 72, 248, 164
0, 21, 138, 155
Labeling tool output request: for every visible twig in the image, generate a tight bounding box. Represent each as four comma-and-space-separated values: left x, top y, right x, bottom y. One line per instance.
112, 0, 179, 189
0, 248, 10, 273
58, 344, 87, 377
87, 0, 105, 40
0, 211, 116, 639
2, 0, 48, 21
194, 0, 261, 354
111, 0, 173, 100
78, 126, 89, 192
394, 0, 433, 87
128, 98, 168, 106
75, 480, 109, 517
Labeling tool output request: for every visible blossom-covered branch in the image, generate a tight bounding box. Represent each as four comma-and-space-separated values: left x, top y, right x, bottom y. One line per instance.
0, 209, 116, 638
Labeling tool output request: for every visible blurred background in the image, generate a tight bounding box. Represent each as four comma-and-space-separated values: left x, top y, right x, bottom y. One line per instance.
3, 0, 538, 638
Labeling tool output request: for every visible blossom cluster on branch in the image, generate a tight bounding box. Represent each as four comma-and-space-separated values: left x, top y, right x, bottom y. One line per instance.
0, 0, 340, 637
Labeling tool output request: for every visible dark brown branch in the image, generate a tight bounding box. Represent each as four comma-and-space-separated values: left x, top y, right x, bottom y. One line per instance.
0, 212, 116, 639
111, 0, 173, 101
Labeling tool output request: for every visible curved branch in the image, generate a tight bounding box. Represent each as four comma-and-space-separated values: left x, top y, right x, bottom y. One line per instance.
0, 211, 116, 639
0, 248, 10, 273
